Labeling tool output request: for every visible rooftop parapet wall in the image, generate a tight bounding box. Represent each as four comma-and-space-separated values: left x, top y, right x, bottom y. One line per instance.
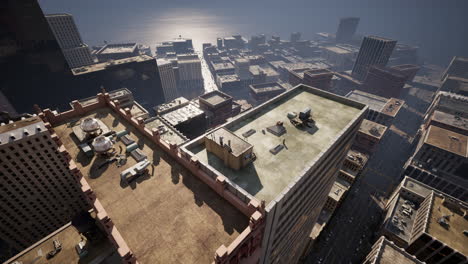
36, 90, 265, 263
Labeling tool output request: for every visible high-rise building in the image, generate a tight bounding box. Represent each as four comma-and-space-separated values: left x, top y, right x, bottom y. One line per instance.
0, 116, 90, 255
440, 57, 468, 96
352, 36, 397, 81
381, 176, 468, 263
95, 43, 139, 62
360, 66, 407, 98
403, 92, 468, 202
157, 58, 179, 102
303, 68, 334, 90
249, 34, 266, 49
335, 17, 360, 43
0, 0, 71, 113
182, 84, 367, 263
176, 54, 204, 99
290, 32, 301, 43
217, 37, 223, 49
45, 13, 94, 68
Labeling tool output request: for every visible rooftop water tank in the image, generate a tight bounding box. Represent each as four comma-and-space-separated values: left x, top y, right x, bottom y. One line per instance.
92, 136, 113, 153
80, 117, 100, 133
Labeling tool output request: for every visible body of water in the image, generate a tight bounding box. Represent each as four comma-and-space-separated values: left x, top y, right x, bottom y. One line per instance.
39, 0, 468, 65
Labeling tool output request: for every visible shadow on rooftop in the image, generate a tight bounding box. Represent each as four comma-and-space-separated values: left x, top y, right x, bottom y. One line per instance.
161, 152, 249, 235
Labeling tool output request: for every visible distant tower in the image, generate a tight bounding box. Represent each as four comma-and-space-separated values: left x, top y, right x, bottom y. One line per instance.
45, 14, 94, 68
352, 36, 397, 81
217, 38, 223, 49
0, 117, 90, 253
336, 17, 360, 43
290, 32, 301, 43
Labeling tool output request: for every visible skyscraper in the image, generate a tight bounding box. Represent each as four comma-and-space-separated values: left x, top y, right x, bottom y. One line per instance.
335, 17, 360, 43
157, 58, 179, 102
0, 117, 90, 254
352, 36, 397, 81
45, 13, 94, 68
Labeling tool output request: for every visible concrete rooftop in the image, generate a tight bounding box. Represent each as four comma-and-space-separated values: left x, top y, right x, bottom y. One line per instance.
6, 222, 120, 264
424, 125, 467, 157
53, 109, 248, 264
190, 87, 363, 203
427, 196, 468, 256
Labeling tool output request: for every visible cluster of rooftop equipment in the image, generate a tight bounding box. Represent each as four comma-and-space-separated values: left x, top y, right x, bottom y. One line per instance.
75, 117, 151, 184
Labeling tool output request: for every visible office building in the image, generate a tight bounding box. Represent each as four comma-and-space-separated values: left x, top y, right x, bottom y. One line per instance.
199, 90, 240, 127
223, 35, 246, 50
335, 17, 360, 43
391, 64, 421, 83
291, 32, 301, 43
0, 0, 71, 113
363, 236, 423, 264
402, 91, 468, 202
0, 117, 90, 255
346, 90, 404, 126
303, 69, 334, 91
160, 100, 206, 139
157, 58, 179, 102
354, 119, 388, 155
182, 84, 367, 263
249, 82, 286, 105
321, 44, 359, 71
176, 54, 204, 99
249, 65, 280, 83
155, 37, 193, 57
440, 57, 468, 96
37, 91, 264, 263
381, 177, 467, 263
95, 43, 139, 62
361, 66, 407, 98
338, 149, 369, 184
216, 74, 242, 92
389, 43, 419, 66
217, 38, 223, 49
72, 55, 166, 110
442, 56, 468, 81
352, 36, 397, 81
45, 13, 94, 68
250, 34, 266, 49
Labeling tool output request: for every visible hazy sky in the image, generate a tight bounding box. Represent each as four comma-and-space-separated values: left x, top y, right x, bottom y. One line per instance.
39, 0, 468, 65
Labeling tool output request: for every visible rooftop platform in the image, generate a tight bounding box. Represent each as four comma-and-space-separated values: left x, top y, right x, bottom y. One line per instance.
161, 103, 205, 127
144, 117, 188, 145
72, 55, 154, 75
97, 43, 137, 55
370, 237, 423, 264
359, 119, 387, 139
199, 90, 232, 108
187, 85, 364, 203
427, 195, 468, 256
53, 109, 248, 264
6, 222, 120, 264
424, 125, 467, 157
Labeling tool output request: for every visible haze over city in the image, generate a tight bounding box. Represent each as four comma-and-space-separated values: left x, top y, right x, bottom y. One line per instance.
0, 1, 467, 264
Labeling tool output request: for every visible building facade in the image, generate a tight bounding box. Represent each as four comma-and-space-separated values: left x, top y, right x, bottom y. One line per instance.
95, 43, 139, 62
45, 13, 94, 68
157, 58, 179, 102
352, 36, 397, 81
335, 17, 360, 43
176, 54, 204, 100
303, 69, 334, 91
0, 117, 90, 254
360, 66, 407, 98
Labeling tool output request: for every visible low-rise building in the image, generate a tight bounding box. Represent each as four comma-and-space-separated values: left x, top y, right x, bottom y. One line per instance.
161, 101, 206, 139
321, 44, 359, 71
303, 69, 334, 91
360, 66, 408, 98
249, 82, 286, 105
199, 90, 237, 127
339, 149, 369, 184
363, 236, 423, 264
354, 119, 388, 154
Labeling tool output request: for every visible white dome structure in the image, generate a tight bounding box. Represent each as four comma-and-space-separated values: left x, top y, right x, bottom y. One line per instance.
92, 136, 113, 153
80, 117, 100, 133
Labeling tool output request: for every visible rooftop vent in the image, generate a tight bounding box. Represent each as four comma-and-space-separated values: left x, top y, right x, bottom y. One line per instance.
9, 133, 15, 140
23, 129, 29, 136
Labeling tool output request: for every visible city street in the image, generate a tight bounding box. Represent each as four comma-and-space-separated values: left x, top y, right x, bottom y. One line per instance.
305, 82, 438, 264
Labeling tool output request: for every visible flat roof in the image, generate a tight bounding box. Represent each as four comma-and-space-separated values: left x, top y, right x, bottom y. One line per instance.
189, 86, 364, 203
162, 103, 205, 126
329, 178, 351, 202
72, 55, 154, 75
346, 90, 388, 112
53, 109, 248, 263
250, 82, 285, 94
432, 110, 468, 132
359, 119, 387, 139
98, 43, 137, 55
381, 98, 404, 117
212, 62, 235, 71
199, 91, 232, 107
424, 125, 467, 157
249, 65, 279, 77
0, 116, 42, 135
207, 128, 252, 156
6, 222, 120, 264
144, 117, 187, 145
385, 195, 417, 243
323, 46, 352, 54
375, 237, 423, 264
427, 195, 468, 256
